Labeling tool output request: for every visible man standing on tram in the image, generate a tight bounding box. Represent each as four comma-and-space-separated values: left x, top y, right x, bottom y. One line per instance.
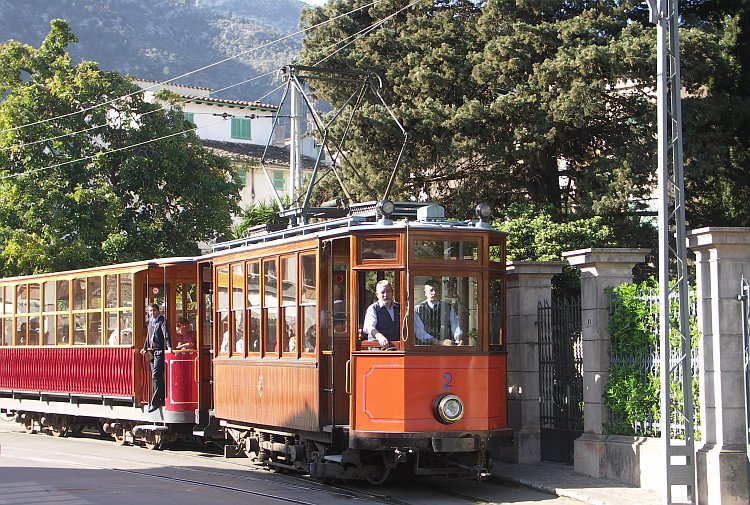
141, 304, 171, 412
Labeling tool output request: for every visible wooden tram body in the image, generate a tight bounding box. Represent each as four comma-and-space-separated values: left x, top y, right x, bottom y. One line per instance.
0, 201, 512, 479
0, 258, 200, 446
207, 202, 511, 481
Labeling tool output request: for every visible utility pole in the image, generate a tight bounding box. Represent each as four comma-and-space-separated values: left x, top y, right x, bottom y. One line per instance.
289, 78, 302, 204
645, 0, 695, 503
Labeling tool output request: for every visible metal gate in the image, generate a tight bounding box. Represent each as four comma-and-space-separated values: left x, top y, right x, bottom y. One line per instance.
538, 297, 583, 464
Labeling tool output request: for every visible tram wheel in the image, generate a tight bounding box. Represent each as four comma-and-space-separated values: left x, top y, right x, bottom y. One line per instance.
144, 433, 163, 451
50, 424, 69, 438
114, 430, 129, 446
23, 418, 36, 434
364, 466, 391, 485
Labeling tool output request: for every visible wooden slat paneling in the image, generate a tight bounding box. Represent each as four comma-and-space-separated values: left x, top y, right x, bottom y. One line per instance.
213, 359, 319, 432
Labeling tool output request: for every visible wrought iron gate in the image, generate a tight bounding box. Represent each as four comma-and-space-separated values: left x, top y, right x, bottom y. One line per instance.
538, 297, 583, 464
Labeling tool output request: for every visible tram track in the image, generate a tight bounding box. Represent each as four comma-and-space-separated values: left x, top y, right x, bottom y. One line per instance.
2, 426, 563, 505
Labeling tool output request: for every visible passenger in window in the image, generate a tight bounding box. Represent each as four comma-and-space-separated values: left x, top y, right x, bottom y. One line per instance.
414, 280, 463, 346
175, 317, 196, 350
249, 317, 260, 352
221, 319, 245, 353
363, 280, 400, 349
303, 324, 316, 352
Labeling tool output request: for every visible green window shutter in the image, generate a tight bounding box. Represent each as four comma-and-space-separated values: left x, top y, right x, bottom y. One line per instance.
273, 171, 285, 190
231, 118, 251, 140
183, 112, 194, 124
235, 169, 247, 185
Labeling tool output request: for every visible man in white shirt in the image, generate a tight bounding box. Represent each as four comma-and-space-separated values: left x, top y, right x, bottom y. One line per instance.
362, 279, 400, 349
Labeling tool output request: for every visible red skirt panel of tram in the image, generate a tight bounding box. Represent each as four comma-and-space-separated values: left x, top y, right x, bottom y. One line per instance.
0, 347, 136, 397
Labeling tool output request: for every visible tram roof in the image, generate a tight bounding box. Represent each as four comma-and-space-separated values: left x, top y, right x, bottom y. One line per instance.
0, 256, 197, 284
208, 201, 500, 255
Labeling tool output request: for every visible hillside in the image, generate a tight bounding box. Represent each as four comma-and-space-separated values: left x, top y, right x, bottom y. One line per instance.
0, 0, 313, 101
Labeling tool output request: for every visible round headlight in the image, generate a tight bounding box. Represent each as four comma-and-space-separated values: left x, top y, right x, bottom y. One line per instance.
433, 393, 464, 424
475, 202, 492, 220
378, 199, 395, 216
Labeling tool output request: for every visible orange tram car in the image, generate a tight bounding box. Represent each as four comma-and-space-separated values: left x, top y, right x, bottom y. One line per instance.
0, 201, 511, 482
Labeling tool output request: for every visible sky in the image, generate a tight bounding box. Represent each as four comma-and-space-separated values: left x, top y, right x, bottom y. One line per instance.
300, 0, 328, 5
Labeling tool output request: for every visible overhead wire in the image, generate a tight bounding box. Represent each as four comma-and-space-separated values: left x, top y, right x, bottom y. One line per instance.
0, 0, 423, 182
1, 83, 287, 181
0, 0, 386, 136
0, 70, 278, 153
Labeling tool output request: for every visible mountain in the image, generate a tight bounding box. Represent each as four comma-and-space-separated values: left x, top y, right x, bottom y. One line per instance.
0, 0, 313, 102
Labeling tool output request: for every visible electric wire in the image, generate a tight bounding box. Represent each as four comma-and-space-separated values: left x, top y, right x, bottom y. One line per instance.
0, 0, 386, 136
0, 70, 277, 153
0, 83, 287, 180
0, 0, 423, 181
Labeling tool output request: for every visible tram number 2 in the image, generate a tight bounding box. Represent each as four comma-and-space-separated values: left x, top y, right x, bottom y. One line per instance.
441, 372, 453, 390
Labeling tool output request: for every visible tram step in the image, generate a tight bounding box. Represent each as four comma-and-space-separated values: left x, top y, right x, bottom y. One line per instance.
322, 424, 349, 433
134, 424, 168, 432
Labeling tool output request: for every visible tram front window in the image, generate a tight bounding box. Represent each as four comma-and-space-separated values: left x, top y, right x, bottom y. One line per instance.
358, 270, 400, 349
413, 275, 479, 348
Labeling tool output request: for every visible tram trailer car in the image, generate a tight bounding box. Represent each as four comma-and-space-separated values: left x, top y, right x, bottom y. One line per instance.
206, 202, 512, 482
0, 258, 203, 449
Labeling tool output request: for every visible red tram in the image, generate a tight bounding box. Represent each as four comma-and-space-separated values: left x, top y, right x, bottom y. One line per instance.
0, 201, 511, 481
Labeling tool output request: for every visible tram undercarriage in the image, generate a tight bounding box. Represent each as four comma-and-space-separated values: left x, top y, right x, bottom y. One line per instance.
222, 422, 509, 483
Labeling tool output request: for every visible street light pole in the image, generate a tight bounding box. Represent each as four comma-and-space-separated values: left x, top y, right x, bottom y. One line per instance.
645, 0, 695, 503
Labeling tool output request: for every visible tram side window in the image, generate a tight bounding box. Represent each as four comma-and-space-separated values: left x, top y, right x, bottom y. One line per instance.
357, 270, 399, 348
3, 318, 11, 346
231, 264, 245, 356
103, 274, 133, 346
489, 277, 504, 347
43, 314, 55, 346
0, 287, 7, 346
217, 266, 229, 355
281, 255, 297, 354
300, 254, 316, 354
246, 261, 261, 354
263, 259, 278, 357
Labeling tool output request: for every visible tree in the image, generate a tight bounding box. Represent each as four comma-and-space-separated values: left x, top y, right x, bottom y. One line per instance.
300, 1, 748, 232
0, 20, 241, 275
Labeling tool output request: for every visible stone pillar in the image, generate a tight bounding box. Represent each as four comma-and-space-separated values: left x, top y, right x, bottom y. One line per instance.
564, 248, 650, 477
688, 227, 750, 505
501, 261, 564, 463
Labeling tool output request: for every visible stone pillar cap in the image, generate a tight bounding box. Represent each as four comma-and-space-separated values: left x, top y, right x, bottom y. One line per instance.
687, 227, 750, 250
563, 248, 650, 267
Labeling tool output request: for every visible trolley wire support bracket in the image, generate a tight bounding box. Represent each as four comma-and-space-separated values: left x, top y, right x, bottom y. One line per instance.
260, 64, 409, 226
646, 0, 696, 503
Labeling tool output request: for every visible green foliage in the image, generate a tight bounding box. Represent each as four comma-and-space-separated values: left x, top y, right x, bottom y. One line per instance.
604, 279, 700, 437
0, 20, 240, 275
232, 199, 288, 238
299, 1, 750, 231
608, 280, 658, 355
495, 205, 620, 262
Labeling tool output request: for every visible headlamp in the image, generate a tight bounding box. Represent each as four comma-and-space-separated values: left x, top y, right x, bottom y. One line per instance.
432, 393, 464, 424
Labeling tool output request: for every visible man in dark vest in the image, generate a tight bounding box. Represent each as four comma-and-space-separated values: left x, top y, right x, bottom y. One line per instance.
414, 280, 463, 345
363, 279, 400, 349
141, 303, 172, 412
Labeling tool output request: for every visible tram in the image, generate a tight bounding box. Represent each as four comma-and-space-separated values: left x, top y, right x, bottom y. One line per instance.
0, 258, 201, 448
205, 200, 511, 481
